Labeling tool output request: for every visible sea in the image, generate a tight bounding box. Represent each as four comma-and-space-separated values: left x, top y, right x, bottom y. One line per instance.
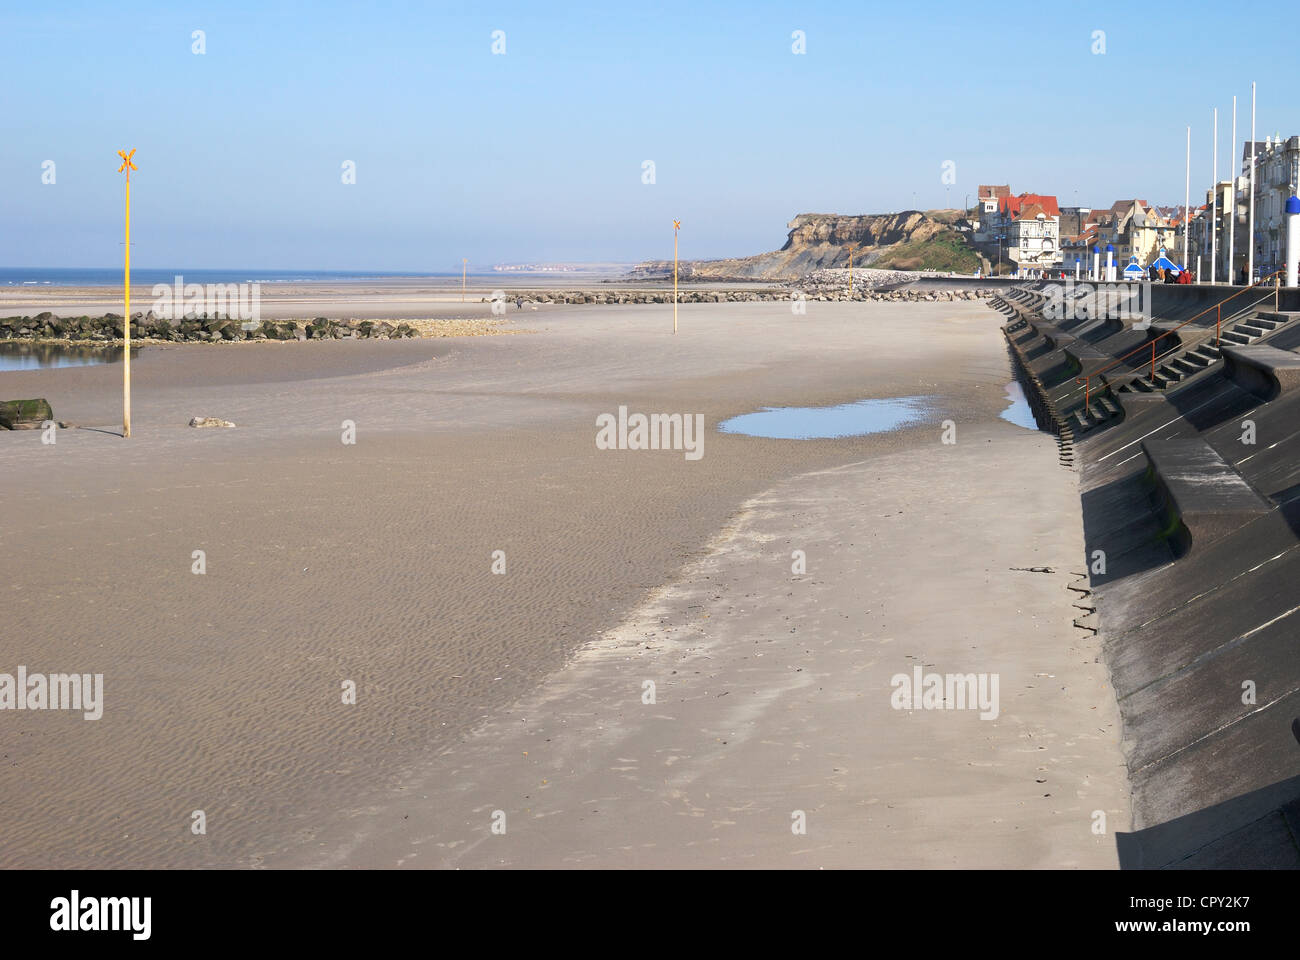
0, 268, 475, 288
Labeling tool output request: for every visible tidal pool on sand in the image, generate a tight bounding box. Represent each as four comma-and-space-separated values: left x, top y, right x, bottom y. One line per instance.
718, 396, 936, 440
0, 342, 139, 372
999, 381, 1038, 430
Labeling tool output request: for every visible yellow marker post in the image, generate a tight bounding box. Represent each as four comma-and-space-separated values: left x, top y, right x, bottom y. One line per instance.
117, 149, 136, 438
672, 219, 681, 334
462, 258, 467, 303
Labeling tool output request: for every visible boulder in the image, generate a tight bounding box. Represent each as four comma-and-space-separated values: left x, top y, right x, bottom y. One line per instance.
258, 321, 296, 340
0, 398, 54, 430
189, 417, 236, 429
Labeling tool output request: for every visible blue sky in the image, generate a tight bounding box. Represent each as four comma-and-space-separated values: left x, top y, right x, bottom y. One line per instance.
1, 1, 1295, 270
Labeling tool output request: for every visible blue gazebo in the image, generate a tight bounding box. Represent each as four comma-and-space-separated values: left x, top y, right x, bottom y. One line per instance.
1147, 247, 1178, 275
1123, 255, 1145, 280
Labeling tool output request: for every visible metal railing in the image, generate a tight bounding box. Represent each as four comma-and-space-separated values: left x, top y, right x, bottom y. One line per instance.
1073, 270, 1285, 409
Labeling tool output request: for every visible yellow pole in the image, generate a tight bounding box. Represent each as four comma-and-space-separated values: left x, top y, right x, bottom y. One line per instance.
124, 170, 130, 438
848, 244, 854, 298
673, 219, 680, 334
462, 258, 467, 303
117, 149, 136, 438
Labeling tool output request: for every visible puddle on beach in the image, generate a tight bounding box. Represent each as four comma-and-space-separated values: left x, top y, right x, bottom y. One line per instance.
0, 342, 139, 372
999, 381, 1038, 430
718, 396, 936, 439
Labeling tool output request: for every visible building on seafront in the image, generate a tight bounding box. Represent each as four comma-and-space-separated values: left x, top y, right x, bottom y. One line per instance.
970, 153, 1298, 282
1058, 200, 1178, 274
1184, 134, 1298, 283
975, 190, 1062, 270
1008, 202, 1062, 270
1245, 135, 1300, 280
1109, 199, 1178, 267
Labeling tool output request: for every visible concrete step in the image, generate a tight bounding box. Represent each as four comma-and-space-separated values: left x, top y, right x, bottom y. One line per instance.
1246, 317, 1280, 330
1172, 357, 1202, 375
1097, 396, 1121, 417
1221, 331, 1253, 345
1254, 310, 1300, 325
1236, 324, 1268, 337
1222, 344, 1300, 399
1141, 438, 1272, 549
1192, 345, 1221, 361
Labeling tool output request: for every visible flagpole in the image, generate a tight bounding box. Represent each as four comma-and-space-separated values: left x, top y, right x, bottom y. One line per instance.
117, 149, 137, 438
672, 219, 680, 334
1228, 95, 1236, 284
1211, 108, 1218, 284
1184, 126, 1190, 271
1248, 82, 1256, 284
124, 167, 131, 437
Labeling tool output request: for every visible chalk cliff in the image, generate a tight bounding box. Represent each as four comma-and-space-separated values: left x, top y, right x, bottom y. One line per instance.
630, 211, 976, 281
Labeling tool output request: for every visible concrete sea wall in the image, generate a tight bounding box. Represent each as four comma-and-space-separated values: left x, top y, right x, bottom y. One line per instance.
997, 281, 1300, 868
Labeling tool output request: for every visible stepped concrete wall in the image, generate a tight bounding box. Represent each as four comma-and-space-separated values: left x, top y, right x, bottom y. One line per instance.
996, 282, 1300, 868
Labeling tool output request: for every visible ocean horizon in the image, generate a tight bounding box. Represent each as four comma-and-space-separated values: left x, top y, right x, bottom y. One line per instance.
0, 267, 627, 288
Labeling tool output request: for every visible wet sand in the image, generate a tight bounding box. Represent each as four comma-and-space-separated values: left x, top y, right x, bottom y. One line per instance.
0, 300, 1129, 867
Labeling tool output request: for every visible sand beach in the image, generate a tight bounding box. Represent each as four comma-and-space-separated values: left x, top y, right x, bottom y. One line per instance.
0, 297, 1129, 868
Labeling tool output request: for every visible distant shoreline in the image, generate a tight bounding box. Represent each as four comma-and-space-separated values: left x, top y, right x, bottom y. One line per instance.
0, 267, 638, 289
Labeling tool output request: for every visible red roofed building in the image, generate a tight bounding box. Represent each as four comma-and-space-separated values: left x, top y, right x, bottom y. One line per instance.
979, 190, 1061, 245
998, 193, 1062, 219
1007, 197, 1062, 269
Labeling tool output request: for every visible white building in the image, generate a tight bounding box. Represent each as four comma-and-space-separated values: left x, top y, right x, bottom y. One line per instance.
1008, 203, 1062, 270
1245, 135, 1300, 280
